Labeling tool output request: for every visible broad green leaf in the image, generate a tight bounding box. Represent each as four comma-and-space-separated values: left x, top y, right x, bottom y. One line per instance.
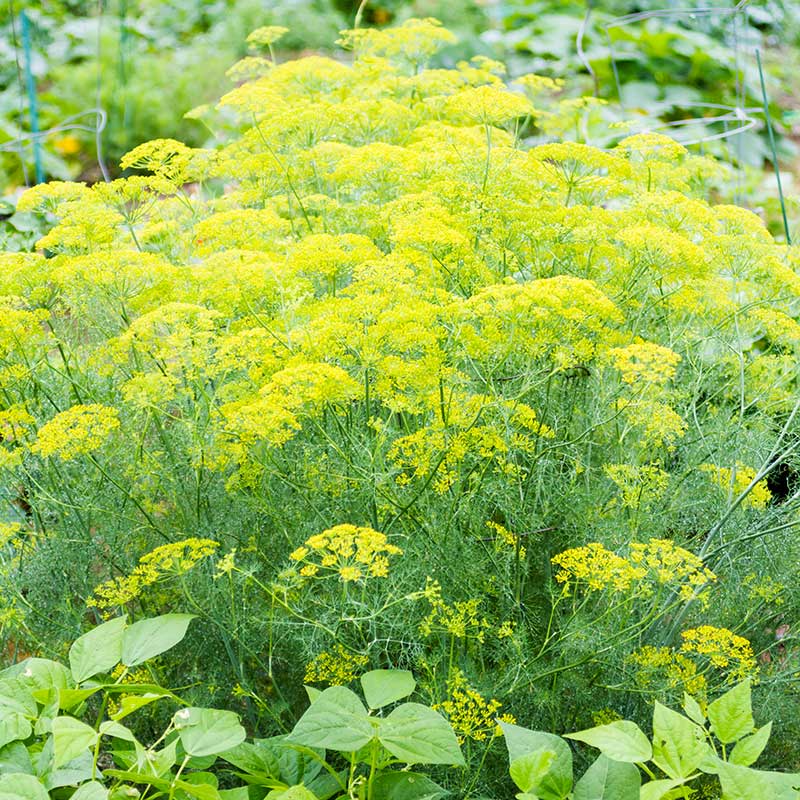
306, 765, 346, 800
15, 659, 71, 693
371, 771, 449, 800
268, 735, 325, 786
707, 681, 754, 744
52, 716, 98, 769
566, 721, 652, 763
682, 694, 705, 727
288, 686, 374, 752
0, 741, 32, 775
69, 616, 128, 682
510, 749, 555, 793
104, 769, 170, 790
573, 755, 640, 800
304, 686, 322, 704
651, 703, 710, 780
379, 702, 464, 766
360, 670, 416, 709
71, 781, 109, 800
176, 771, 221, 799
49, 750, 95, 789
0, 712, 31, 750
219, 790, 251, 800
110, 691, 169, 720
499, 721, 573, 800
57, 687, 102, 710
0, 773, 48, 800
267, 786, 317, 800
142, 738, 178, 777
0, 680, 36, 717
717, 761, 800, 800
219, 740, 281, 778
34, 692, 59, 735
99, 720, 137, 742
174, 708, 246, 757
185, 754, 218, 771
121, 614, 196, 667
638, 778, 685, 800
730, 722, 772, 767
697, 751, 723, 775
173, 779, 221, 800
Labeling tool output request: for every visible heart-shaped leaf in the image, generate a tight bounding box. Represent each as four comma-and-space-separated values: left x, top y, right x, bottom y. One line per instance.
174, 707, 246, 757
360, 670, 416, 709
288, 686, 374, 752
379, 703, 464, 766
121, 614, 196, 667
566, 721, 652, 763
69, 616, 127, 682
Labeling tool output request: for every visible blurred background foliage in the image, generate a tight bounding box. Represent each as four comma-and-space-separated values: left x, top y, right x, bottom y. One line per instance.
2, 0, 800, 237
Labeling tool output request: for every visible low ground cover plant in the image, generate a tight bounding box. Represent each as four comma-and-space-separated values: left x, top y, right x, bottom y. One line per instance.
0, 615, 796, 799
1, 16, 800, 793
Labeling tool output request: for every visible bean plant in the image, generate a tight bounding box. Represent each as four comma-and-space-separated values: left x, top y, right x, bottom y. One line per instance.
0, 17, 800, 792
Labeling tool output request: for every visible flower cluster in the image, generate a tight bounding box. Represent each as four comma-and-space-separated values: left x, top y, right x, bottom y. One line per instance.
420, 587, 491, 642
699, 463, 772, 510
553, 539, 715, 600
680, 625, 758, 681
630, 645, 708, 697
433, 670, 515, 742
607, 342, 681, 385
89, 538, 220, 612
629, 539, 716, 601
31, 405, 120, 461
0, 16, 794, 747
289, 524, 402, 582
552, 543, 644, 593
303, 644, 369, 686
604, 463, 670, 510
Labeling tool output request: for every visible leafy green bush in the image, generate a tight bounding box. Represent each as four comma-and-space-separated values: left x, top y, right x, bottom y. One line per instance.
1, 615, 796, 798
489, 0, 794, 163
0, 615, 465, 799
1, 16, 800, 791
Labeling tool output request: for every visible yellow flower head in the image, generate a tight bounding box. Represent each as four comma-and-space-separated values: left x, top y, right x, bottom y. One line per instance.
290, 524, 402, 582
89, 538, 219, 612
31, 405, 120, 461
304, 644, 368, 686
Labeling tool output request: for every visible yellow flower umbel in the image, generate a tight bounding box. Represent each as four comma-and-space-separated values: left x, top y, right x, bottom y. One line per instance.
434, 670, 515, 742
419, 590, 491, 643
552, 543, 644, 593
0, 405, 35, 470
31, 405, 120, 461
289, 524, 402, 583
680, 625, 758, 681
629, 645, 707, 697
89, 538, 220, 613
699, 462, 772, 510
604, 464, 670, 511
629, 539, 716, 602
552, 539, 715, 601
304, 644, 369, 686
607, 342, 681, 386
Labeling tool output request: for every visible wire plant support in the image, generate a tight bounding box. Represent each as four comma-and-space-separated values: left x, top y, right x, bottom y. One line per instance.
590, 0, 791, 228
6, 1, 110, 188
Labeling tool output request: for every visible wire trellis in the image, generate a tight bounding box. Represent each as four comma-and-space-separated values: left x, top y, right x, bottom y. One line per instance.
5, 0, 111, 189
580, 0, 788, 220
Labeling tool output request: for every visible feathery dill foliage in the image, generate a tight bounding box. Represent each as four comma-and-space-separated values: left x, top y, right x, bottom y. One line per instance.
2, 16, 800, 783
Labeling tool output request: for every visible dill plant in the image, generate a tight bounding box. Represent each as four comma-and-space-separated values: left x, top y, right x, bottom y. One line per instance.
0, 16, 799, 787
